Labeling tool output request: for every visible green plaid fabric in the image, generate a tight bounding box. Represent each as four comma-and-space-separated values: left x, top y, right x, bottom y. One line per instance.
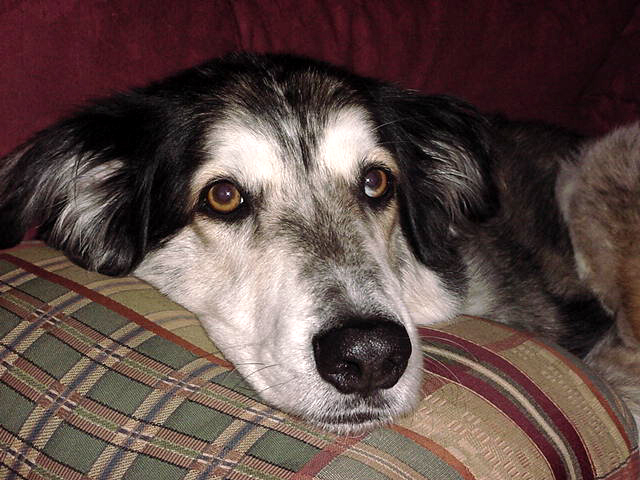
1, 243, 638, 479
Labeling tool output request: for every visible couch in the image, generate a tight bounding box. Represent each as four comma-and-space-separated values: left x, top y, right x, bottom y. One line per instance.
1, 1, 639, 478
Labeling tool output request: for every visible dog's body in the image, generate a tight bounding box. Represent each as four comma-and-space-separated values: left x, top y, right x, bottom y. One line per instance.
1, 53, 638, 433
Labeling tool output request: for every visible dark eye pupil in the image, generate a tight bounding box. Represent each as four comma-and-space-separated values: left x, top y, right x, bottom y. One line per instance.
366, 170, 382, 189
213, 182, 234, 204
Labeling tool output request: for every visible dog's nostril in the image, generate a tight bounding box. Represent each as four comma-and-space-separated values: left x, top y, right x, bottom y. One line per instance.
312, 319, 411, 395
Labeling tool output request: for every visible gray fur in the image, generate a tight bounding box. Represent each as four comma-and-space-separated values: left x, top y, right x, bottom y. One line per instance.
1, 54, 638, 435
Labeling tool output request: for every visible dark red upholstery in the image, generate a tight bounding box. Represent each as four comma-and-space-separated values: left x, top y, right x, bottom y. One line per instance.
2, 0, 639, 157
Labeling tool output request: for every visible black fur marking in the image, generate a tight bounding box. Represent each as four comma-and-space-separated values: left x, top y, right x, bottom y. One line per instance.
0, 88, 208, 274
0, 52, 615, 369
555, 297, 614, 358
371, 92, 497, 294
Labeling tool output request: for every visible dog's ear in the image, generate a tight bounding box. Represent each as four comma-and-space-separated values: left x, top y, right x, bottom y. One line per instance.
0, 93, 198, 275
376, 91, 495, 224
373, 90, 496, 270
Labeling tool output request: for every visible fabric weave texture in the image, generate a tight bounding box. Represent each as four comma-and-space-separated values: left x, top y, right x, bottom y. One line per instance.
0, 243, 638, 479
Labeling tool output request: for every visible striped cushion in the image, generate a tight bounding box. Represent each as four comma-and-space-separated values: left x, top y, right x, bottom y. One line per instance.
1, 242, 638, 479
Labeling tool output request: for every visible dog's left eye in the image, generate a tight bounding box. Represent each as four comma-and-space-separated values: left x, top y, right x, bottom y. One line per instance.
206, 181, 244, 214
363, 168, 391, 199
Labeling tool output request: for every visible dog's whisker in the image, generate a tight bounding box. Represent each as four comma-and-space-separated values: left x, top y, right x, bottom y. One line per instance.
418, 359, 467, 411
255, 377, 297, 394
220, 368, 256, 391
242, 363, 280, 379
371, 116, 419, 131
221, 363, 281, 391
420, 335, 480, 364
420, 355, 462, 387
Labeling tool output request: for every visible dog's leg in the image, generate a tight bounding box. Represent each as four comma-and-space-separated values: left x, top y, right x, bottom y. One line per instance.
557, 123, 640, 441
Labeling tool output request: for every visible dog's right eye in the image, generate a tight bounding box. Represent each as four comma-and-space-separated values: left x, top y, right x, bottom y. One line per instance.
206, 181, 244, 214
363, 168, 392, 200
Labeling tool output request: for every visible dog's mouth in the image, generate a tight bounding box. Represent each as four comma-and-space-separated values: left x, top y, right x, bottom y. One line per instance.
303, 388, 420, 434
311, 408, 394, 433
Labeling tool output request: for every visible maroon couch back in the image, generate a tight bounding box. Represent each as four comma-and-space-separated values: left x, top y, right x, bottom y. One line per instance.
2, 0, 639, 157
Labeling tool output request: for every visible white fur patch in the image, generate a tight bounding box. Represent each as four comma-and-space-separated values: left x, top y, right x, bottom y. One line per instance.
402, 261, 460, 326
196, 119, 288, 196
33, 158, 124, 270
555, 160, 579, 225
318, 107, 395, 178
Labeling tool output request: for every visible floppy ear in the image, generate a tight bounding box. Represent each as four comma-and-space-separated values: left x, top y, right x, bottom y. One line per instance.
374, 90, 496, 274
0, 93, 198, 275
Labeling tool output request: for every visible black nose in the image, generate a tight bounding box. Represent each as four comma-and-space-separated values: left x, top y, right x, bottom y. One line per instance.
312, 319, 412, 395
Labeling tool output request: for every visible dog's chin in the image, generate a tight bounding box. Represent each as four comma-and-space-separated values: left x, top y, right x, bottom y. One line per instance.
304, 399, 416, 435
309, 387, 424, 435
310, 412, 396, 435
250, 369, 423, 434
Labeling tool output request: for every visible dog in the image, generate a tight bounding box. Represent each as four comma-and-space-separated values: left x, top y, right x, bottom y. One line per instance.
1, 53, 638, 434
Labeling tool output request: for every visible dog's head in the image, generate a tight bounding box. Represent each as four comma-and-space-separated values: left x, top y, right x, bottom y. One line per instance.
0, 53, 494, 432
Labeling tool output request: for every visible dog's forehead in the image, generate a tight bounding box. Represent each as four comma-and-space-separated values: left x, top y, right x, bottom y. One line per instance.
192, 105, 386, 195
317, 107, 382, 177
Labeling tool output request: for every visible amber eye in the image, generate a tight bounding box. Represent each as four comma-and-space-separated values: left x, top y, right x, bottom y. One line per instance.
206, 181, 243, 214
363, 168, 390, 199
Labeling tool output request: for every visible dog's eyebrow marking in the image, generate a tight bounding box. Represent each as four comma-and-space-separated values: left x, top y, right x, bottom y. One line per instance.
317, 107, 389, 178
195, 119, 286, 196
195, 106, 385, 202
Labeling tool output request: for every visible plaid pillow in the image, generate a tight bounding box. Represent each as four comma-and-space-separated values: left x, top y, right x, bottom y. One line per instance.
1, 242, 638, 479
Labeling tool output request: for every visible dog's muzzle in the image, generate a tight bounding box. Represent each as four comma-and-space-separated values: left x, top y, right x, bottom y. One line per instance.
312, 319, 412, 395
